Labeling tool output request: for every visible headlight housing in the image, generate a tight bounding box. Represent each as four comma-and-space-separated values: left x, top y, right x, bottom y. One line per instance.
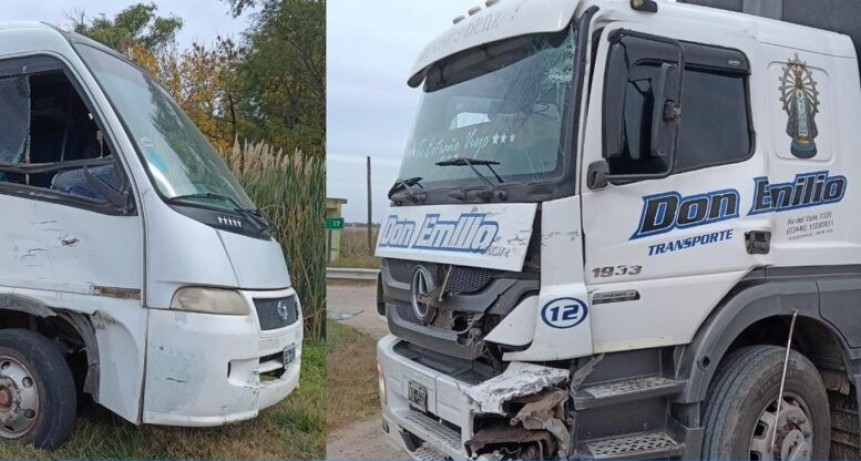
170, 287, 250, 315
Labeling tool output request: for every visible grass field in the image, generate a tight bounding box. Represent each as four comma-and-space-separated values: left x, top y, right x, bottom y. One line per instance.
327, 321, 379, 432
329, 227, 380, 269
0, 339, 326, 460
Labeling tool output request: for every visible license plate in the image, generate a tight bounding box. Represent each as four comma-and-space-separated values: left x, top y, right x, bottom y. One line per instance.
283, 344, 296, 368
408, 381, 427, 412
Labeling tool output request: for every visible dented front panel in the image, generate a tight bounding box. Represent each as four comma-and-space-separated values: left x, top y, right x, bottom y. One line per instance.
142, 288, 302, 425
0, 193, 147, 423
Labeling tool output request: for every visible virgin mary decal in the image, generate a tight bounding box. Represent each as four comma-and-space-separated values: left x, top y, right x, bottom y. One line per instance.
779, 54, 820, 159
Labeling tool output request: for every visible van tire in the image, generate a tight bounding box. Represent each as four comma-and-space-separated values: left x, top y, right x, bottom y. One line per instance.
702, 345, 830, 460
0, 329, 77, 450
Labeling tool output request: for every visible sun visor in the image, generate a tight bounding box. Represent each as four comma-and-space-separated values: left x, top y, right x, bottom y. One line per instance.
408, 0, 580, 87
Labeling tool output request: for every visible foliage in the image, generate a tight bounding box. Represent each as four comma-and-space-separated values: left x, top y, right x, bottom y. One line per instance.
70, 1, 325, 157
229, 0, 326, 156
229, 140, 326, 339
69, 3, 182, 60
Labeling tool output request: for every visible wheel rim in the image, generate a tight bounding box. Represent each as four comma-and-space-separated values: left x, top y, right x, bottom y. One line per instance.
749, 393, 813, 461
0, 356, 40, 439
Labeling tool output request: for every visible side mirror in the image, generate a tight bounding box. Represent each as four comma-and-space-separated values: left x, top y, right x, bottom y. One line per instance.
650, 62, 681, 163
592, 30, 686, 190
84, 163, 133, 211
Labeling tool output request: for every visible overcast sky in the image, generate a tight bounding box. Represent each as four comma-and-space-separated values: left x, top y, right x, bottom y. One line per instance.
327, 0, 480, 223
3, 0, 250, 50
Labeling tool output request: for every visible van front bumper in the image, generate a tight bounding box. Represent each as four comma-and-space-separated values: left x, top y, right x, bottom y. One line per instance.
142, 287, 302, 426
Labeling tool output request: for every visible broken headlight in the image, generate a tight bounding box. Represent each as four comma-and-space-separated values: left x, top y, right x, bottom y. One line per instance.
170, 287, 250, 315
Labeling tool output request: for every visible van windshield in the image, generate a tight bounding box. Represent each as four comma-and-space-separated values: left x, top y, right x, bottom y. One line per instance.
399, 26, 577, 191
75, 44, 255, 211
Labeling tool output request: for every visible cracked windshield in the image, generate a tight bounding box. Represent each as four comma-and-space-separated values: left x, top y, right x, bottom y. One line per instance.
399, 26, 577, 188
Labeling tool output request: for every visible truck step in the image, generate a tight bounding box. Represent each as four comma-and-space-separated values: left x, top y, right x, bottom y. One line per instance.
574, 376, 685, 409
410, 445, 453, 461
579, 430, 686, 460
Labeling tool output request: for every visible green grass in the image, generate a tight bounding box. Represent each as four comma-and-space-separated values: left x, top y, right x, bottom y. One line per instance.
327, 321, 380, 432
329, 227, 380, 269
0, 339, 326, 459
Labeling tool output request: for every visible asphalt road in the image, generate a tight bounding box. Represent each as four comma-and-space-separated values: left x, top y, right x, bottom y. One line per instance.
326, 280, 405, 460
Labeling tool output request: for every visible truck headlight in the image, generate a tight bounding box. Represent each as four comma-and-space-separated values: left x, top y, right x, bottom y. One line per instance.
170, 287, 250, 315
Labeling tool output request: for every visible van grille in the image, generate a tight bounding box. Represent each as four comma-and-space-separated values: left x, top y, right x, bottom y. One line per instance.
253, 295, 299, 330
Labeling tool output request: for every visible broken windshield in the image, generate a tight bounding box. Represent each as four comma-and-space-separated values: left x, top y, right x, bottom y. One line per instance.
400, 26, 577, 191
75, 44, 255, 212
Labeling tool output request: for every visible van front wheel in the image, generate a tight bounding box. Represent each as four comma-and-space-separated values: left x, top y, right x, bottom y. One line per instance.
702, 345, 830, 460
0, 329, 77, 450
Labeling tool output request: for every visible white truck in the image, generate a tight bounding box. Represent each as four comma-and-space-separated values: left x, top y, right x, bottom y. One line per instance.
375, 0, 861, 459
0, 23, 302, 449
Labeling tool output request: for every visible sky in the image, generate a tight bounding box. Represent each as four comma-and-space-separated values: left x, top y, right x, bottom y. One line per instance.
327, 0, 480, 223
2, 0, 250, 50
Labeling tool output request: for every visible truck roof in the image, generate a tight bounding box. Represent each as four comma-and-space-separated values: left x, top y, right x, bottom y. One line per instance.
409, 0, 856, 87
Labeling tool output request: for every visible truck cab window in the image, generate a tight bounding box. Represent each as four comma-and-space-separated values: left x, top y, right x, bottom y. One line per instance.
0, 68, 120, 203
604, 35, 752, 176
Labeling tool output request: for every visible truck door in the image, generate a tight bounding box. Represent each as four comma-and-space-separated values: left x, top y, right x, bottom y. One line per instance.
579, 28, 772, 352
0, 55, 145, 422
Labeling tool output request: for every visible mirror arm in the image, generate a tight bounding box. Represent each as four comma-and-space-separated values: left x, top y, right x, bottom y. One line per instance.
83, 165, 133, 212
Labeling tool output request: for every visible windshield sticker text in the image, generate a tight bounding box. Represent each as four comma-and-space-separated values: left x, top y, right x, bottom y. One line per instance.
749, 171, 846, 215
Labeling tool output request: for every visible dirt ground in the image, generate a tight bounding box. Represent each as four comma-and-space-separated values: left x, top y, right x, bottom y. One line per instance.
326, 280, 406, 460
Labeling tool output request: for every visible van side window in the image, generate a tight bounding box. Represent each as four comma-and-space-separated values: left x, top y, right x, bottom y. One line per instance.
0, 64, 122, 205
603, 34, 753, 176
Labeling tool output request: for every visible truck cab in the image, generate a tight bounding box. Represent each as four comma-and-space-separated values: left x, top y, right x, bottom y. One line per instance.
376, 1, 861, 459
0, 22, 302, 449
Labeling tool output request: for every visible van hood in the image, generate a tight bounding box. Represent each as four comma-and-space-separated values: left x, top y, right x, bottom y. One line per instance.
217, 229, 292, 290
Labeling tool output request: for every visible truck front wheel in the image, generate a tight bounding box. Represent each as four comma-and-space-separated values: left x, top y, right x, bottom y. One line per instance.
0, 329, 77, 450
702, 345, 830, 460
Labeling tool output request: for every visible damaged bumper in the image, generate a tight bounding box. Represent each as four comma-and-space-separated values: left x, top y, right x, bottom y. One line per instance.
378, 335, 570, 460
142, 287, 302, 426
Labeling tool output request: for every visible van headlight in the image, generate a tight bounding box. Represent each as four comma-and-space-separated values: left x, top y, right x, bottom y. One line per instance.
170, 287, 250, 315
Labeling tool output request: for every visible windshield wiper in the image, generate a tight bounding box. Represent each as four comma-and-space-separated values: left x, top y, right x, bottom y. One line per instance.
387, 176, 426, 203
435, 157, 508, 201
168, 192, 270, 233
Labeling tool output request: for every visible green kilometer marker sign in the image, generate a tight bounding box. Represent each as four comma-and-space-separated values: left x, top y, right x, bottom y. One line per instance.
326, 217, 345, 230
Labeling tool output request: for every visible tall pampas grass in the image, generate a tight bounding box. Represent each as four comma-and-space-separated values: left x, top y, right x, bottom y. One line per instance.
228, 139, 326, 339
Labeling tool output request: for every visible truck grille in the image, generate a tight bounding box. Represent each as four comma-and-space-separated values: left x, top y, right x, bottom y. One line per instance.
392, 301, 475, 332
253, 295, 299, 331
386, 260, 499, 294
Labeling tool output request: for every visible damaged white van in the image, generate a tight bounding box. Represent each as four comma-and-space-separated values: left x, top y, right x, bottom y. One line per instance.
0, 22, 302, 449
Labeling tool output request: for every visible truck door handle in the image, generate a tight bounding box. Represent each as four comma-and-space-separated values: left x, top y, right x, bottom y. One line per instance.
745, 231, 771, 255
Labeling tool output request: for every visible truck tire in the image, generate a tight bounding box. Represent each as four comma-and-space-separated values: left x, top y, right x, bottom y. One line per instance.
702, 345, 830, 460
0, 329, 77, 450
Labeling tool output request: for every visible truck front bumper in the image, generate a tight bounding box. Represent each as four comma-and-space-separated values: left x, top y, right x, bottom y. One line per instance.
142, 287, 302, 426
378, 335, 568, 460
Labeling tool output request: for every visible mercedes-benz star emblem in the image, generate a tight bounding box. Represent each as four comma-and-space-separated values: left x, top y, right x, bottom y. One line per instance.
276, 300, 290, 321
410, 266, 437, 325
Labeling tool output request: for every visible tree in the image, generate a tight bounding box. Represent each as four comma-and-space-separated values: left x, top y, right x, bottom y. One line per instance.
227, 0, 326, 156
69, 3, 182, 62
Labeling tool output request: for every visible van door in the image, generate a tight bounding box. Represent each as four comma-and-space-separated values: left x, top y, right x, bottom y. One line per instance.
0, 55, 145, 422
579, 28, 771, 353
